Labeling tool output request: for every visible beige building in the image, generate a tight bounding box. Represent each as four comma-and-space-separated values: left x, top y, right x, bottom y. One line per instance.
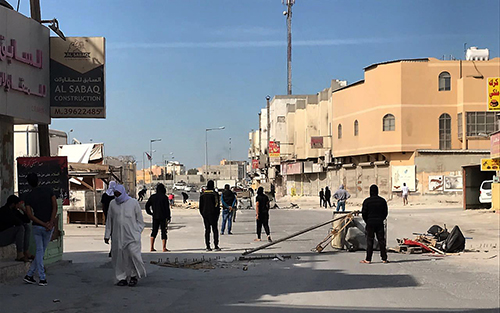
253, 56, 499, 199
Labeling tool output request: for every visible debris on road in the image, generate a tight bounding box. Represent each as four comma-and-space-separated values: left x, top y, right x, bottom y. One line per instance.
394, 224, 467, 256
150, 254, 293, 270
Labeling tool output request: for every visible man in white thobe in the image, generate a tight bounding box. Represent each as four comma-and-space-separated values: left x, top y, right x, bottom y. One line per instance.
104, 185, 146, 286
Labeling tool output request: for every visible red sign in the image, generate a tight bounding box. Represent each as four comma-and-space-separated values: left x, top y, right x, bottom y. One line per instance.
252, 159, 259, 169
311, 136, 324, 149
269, 141, 280, 157
491, 132, 500, 159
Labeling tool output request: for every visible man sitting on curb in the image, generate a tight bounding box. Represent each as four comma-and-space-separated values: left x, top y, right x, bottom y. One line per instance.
0, 195, 30, 262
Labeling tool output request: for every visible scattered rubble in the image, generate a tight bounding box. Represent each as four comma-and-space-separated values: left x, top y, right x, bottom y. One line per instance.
150, 254, 293, 270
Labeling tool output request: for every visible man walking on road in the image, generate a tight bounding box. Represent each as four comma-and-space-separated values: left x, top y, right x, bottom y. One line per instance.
324, 186, 332, 208
220, 184, 236, 235
23, 173, 57, 286
104, 184, 146, 286
145, 183, 171, 252
360, 184, 389, 264
255, 187, 272, 242
319, 188, 325, 208
199, 180, 221, 251
402, 182, 409, 206
333, 185, 351, 212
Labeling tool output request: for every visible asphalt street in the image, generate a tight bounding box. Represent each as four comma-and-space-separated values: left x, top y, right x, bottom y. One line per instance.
1, 205, 499, 313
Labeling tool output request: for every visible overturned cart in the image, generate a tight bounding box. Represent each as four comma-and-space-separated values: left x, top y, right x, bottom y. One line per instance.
243, 211, 363, 256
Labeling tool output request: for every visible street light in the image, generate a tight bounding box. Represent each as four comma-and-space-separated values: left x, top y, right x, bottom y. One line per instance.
150, 138, 161, 185
205, 126, 225, 178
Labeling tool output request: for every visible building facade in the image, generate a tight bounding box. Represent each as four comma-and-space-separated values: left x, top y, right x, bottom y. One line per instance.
251, 57, 499, 200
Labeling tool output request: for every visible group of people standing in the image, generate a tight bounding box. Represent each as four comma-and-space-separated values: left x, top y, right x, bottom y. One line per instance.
198, 181, 272, 251
319, 185, 351, 211
0, 173, 57, 287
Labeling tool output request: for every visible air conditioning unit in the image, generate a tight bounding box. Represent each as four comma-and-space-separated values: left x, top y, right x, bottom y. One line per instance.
324, 150, 332, 164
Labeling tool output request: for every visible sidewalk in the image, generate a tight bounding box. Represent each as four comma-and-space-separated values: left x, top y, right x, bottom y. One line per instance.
276, 195, 464, 210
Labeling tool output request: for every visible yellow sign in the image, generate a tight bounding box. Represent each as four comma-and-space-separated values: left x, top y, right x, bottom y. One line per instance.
481, 158, 500, 171
487, 77, 500, 111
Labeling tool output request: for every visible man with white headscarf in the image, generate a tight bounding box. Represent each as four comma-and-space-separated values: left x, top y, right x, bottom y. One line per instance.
101, 181, 116, 222
104, 184, 146, 286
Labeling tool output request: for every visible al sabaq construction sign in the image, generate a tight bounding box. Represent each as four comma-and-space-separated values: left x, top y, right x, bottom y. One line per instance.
50, 37, 105, 118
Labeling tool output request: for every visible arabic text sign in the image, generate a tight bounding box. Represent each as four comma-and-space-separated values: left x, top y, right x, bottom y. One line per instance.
17, 157, 69, 205
269, 141, 280, 157
428, 175, 444, 191
50, 37, 106, 118
481, 158, 500, 171
0, 7, 50, 124
487, 77, 500, 111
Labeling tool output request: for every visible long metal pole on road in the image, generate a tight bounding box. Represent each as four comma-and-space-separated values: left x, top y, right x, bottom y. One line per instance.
242, 211, 359, 255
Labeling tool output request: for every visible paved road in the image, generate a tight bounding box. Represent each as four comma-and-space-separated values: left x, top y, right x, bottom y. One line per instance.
1, 207, 498, 312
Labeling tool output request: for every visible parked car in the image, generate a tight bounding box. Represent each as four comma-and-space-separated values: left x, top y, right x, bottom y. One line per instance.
173, 182, 186, 191
184, 185, 196, 192
479, 180, 493, 204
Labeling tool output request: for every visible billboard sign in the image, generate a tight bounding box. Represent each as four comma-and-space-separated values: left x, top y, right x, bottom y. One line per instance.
444, 176, 463, 191
491, 131, 500, 159
428, 175, 444, 191
252, 159, 259, 169
269, 141, 280, 157
311, 136, 324, 149
17, 156, 69, 205
487, 77, 500, 111
392, 165, 416, 192
50, 37, 106, 118
481, 158, 500, 171
0, 7, 50, 124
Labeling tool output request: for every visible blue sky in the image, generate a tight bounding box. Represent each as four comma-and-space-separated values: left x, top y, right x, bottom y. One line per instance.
16, 0, 500, 169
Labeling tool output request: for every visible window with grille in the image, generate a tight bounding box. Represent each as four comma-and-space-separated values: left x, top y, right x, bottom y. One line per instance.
457, 113, 463, 139
354, 120, 359, 136
439, 113, 451, 150
439, 72, 451, 91
383, 114, 395, 131
466, 112, 498, 136
338, 124, 342, 139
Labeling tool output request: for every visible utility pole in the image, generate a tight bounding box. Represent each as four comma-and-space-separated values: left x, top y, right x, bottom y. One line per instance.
266, 95, 271, 182
283, 0, 295, 95
229, 137, 232, 180
30, 0, 50, 157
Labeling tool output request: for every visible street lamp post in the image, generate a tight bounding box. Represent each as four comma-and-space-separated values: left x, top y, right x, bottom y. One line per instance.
229, 137, 232, 180
266, 95, 271, 182
150, 138, 161, 188
205, 126, 225, 179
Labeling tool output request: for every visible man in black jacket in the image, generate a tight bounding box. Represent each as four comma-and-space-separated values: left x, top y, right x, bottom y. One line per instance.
145, 184, 171, 252
199, 180, 221, 251
361, 185, 389, 264
0, 195, 28, 262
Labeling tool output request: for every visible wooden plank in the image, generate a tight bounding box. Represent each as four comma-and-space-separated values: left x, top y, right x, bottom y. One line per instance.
70, 176, 94, 190
68, 163, 109, 172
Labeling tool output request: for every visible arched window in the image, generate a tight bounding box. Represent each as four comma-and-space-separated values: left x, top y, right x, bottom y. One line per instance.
338, 124, 342, 139
439, 72, 451, 91
383, 114, 395, 131
439, 113, 451, 150
354, 120, 359, 136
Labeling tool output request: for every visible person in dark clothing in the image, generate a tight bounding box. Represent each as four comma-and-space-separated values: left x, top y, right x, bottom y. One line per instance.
220, 184, 236, 235
138, 186, 147, 201
361, 184, 389, 264
255, 187, 272, 242
199, 180, 221, 251
324, 186, 332, 208
181, 192, 189, 204
23, 173, 57, 286
319, 188, 325, 207
0, 195, 29, 262
145, 184, 171, 252
101, 181, 116, 222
